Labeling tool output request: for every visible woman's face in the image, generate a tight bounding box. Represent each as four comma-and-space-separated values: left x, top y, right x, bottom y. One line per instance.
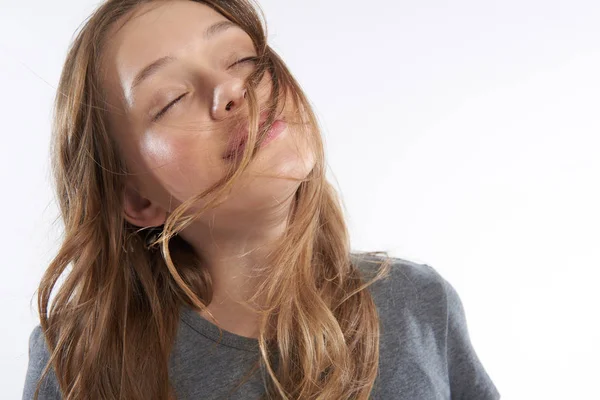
100, 0, 315, 229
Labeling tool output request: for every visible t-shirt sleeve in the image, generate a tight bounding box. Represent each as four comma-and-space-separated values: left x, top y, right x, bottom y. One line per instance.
22, 325, 62, 400
439, 272, 501, 399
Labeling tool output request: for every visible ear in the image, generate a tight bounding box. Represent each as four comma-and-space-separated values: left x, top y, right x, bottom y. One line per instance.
122, 179, 167, 228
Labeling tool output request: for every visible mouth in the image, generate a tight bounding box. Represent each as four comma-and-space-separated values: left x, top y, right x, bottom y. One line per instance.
222, 111, 279, 160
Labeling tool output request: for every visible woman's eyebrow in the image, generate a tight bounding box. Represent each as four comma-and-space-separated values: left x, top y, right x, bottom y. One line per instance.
128, 20, 242, 98
204, 20, 240, 41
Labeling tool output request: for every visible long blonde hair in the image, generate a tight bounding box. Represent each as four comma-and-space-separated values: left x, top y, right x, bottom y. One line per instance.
33, 0, 392, 398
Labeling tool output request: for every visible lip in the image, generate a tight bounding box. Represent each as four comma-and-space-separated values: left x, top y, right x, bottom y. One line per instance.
259, 119, 286, 148
222, 111, 280, 159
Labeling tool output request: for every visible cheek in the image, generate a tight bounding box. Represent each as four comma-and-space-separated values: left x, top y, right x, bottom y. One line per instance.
140, 129, 177, 165
253, 70, 273, 102
139, 129, 219, 201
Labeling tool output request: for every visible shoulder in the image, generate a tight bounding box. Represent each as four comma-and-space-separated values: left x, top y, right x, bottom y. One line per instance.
351, 252, 451, 311
27, 325, 52, 364
350, 252, 459, 348
23, 324, 61, 399
351, 253, 501, 399
28, 325, 45, 352
26, 325, 50, 369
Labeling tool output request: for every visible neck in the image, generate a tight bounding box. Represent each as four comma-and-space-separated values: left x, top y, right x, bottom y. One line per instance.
177, 195, 294, 337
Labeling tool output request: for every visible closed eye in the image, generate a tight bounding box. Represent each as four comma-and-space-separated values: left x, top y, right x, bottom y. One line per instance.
231, 56, 259, 67
152, 92, 188, 122
151, 56, 258, 122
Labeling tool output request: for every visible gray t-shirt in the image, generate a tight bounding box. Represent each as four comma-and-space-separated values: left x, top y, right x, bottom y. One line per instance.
22, 255, 500, 399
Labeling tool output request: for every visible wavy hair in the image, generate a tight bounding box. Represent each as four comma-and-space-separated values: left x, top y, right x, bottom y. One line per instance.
32, 0, 392, 398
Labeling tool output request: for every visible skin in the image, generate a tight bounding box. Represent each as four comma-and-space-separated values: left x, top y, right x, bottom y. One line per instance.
100, 0, 316, 338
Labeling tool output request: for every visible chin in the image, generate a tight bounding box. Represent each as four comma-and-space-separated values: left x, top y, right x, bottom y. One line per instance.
233, 151, 313, 209
264, 123, 314, 167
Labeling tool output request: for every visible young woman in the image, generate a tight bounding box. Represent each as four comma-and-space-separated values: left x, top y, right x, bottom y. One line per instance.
22, 0, 500, 399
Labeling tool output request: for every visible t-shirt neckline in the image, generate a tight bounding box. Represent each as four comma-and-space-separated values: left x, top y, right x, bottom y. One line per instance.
179, 304, 260, 352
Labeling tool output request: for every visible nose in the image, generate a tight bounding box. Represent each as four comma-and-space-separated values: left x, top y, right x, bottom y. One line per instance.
210, 77, 248, 120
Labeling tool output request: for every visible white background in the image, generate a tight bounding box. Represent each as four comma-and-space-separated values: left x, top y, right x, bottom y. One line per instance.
2, 0, 599, 398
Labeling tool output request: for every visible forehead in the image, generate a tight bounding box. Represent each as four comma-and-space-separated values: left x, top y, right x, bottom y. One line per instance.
101, 1, 228, 108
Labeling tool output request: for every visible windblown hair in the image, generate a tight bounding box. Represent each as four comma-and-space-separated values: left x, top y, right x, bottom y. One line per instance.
33, 0, 393, 398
